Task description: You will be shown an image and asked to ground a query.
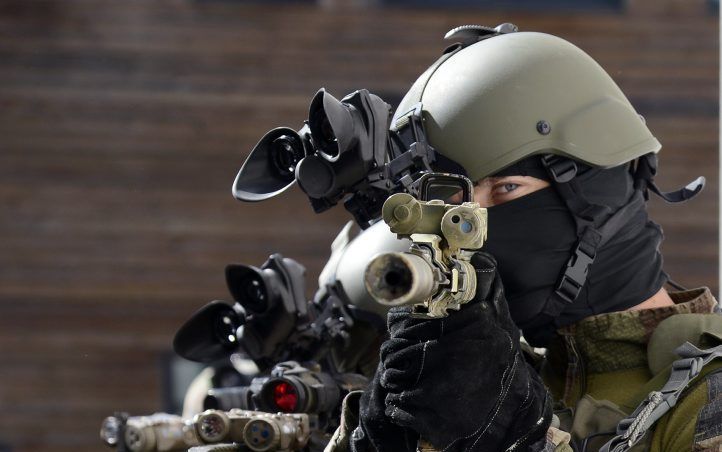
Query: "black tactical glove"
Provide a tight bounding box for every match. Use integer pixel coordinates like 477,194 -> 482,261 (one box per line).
379,252 -> 552,451
350,360 -> 419,452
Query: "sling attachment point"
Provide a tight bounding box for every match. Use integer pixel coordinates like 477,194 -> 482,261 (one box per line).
600,343 -> 722,452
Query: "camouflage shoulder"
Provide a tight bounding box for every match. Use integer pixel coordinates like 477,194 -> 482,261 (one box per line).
324,391 -> 363,452
650,366 -> 722,452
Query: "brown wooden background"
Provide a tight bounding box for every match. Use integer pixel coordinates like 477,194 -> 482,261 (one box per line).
0,1 -> 717,451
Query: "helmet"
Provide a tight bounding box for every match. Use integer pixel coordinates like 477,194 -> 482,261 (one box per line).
392,28 -> 660,181
315,221 -> 411,375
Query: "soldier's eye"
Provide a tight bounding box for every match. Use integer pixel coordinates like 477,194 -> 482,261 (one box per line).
502,183 -> 519,193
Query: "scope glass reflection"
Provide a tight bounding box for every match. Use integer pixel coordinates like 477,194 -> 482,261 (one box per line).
270,135 -> 303,178
418,174 -> 474,204
430,184 -> 468,205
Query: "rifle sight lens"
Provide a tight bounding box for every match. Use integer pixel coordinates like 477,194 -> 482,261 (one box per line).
100,416 -> 120,446
272,381 -> 298,412
197,411 -> 229,443
123,425 -> 148,452
243,419 -> 278,451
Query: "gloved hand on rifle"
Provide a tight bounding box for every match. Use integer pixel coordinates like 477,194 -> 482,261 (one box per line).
352,252 -> 552,452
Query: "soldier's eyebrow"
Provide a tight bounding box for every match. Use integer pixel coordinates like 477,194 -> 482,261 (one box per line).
476,177 -> 500,186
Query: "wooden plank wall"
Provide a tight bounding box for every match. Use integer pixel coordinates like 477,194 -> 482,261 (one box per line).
0,1 -> 717,450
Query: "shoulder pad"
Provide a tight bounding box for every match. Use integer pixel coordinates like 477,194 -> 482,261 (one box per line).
648,313 -> 722,375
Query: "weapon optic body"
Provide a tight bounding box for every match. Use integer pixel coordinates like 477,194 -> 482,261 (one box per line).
203,360 -> 367,440
100,412 -> 199,452
233,89 -> 439,228
364,174 -> 488,318
193,409 -> 310,452
101,409 -> 310,452
204,361 -> 350,416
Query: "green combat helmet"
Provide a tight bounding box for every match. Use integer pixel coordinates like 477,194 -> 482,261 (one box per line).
392,24 -> 704,327
393,24 -> 660,180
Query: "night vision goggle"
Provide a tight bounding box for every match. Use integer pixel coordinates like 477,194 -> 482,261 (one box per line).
232,90 -> 449,228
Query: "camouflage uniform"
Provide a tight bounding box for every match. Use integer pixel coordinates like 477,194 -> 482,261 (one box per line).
544,287 -> 722,451
325,288 -> 722,451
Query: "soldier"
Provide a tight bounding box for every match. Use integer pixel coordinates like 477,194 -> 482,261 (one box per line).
324,26 -> 722,452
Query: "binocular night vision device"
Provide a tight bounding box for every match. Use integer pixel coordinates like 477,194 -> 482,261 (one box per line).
173,254 -> 309,369
233,88 -> 439,228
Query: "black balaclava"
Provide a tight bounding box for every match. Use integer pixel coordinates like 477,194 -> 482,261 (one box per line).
481,156 -> 667,347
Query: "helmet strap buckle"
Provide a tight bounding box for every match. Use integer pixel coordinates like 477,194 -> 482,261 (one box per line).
547,229 -> 600,310
541,154 -> 578,183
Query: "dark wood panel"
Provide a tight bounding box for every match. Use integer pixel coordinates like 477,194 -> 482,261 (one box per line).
0,1 -> 717,451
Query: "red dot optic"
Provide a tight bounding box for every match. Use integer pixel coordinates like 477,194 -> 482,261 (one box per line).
272,381 -> 298,412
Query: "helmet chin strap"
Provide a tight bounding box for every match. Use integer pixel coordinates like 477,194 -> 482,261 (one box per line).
539,153 -> 704,319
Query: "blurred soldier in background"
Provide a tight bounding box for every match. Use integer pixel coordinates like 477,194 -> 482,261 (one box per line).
324,26 -> 722,452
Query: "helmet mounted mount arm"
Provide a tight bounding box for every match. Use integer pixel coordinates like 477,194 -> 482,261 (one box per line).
340,103 -> 441,227
382,103 -> 439,196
